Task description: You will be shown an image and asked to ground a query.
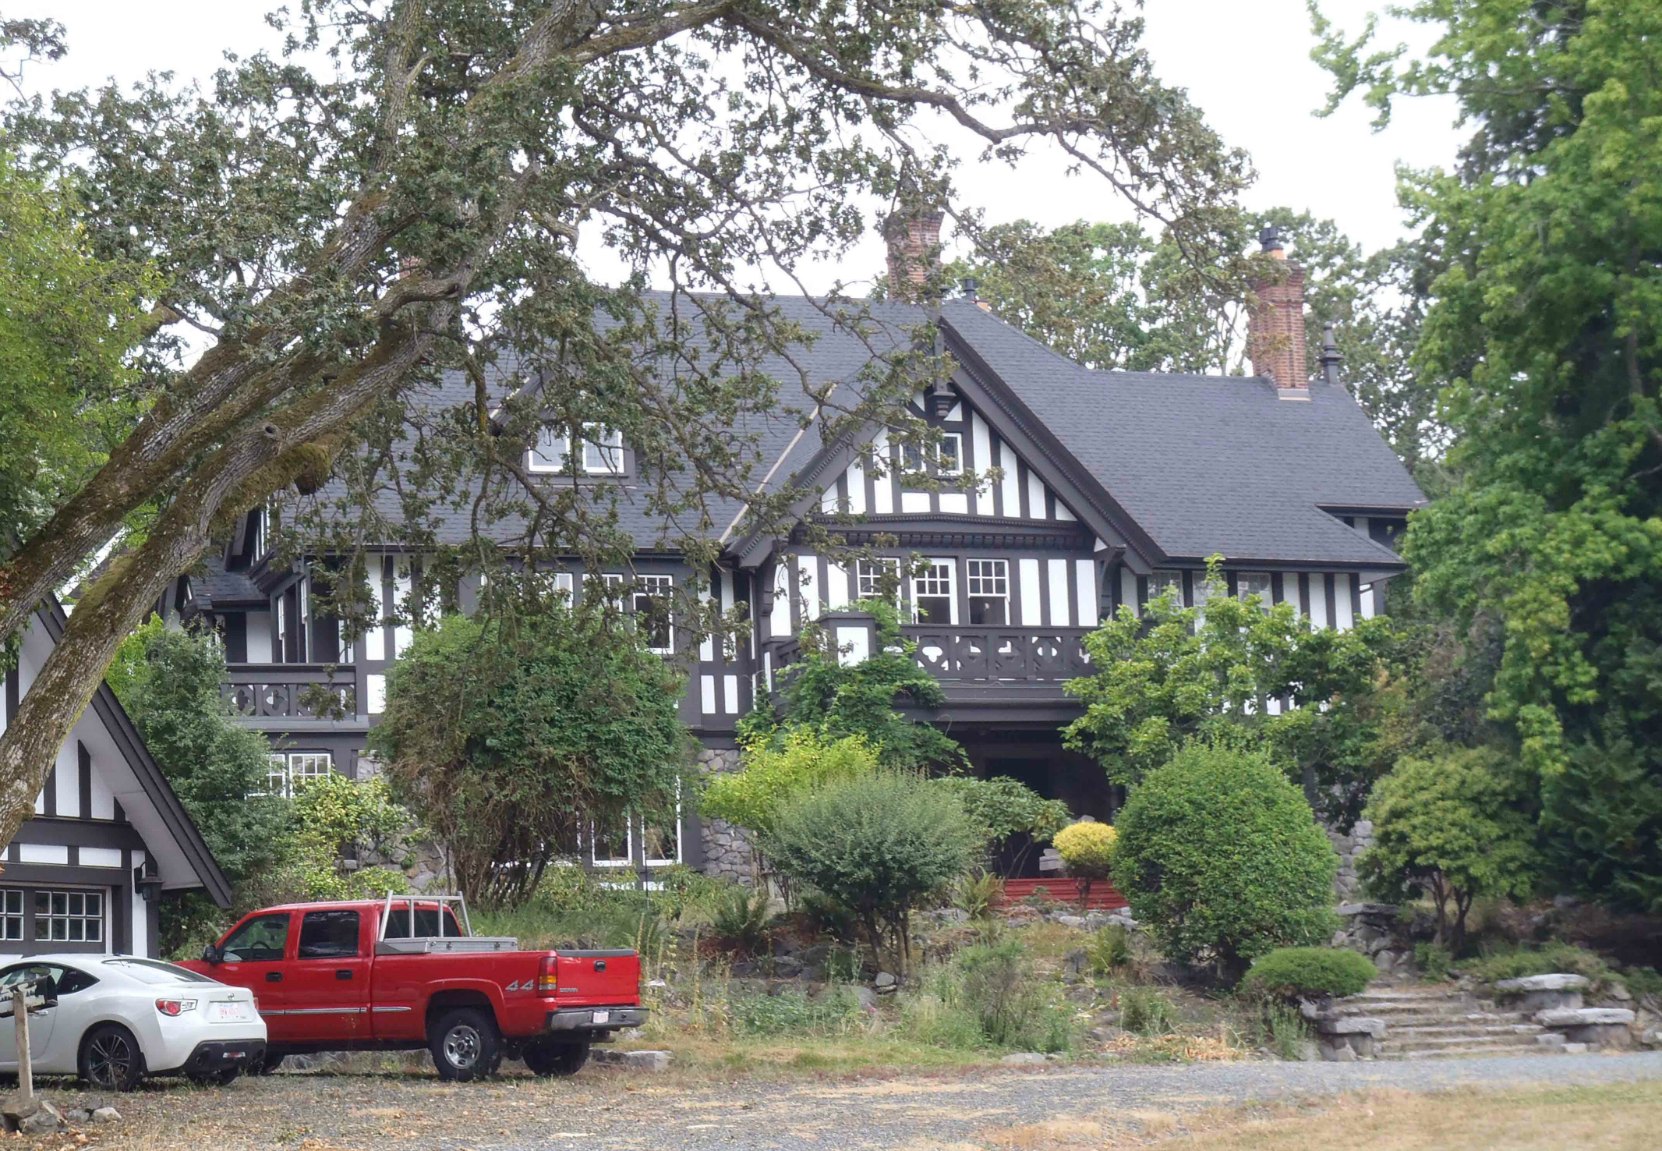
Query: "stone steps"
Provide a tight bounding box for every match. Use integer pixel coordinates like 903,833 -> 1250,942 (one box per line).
1321,981 -> 1555,1061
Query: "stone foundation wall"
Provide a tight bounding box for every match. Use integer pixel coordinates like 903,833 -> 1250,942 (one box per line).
1328,818 -> 1374,902
695,745 -> 755,884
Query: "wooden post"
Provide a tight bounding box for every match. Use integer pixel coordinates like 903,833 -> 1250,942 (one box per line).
13,983 -> 33,1106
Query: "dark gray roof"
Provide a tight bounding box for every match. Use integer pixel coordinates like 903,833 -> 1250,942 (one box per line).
939,300 -> 1423,568
194,567 -> 264,608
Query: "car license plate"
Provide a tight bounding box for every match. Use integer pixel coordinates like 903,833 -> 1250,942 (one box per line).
211,1001 -> 253,1022
592,1010 -> 610,1025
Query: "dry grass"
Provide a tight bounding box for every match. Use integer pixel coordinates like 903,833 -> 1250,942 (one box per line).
969,1081 -> 1662,1151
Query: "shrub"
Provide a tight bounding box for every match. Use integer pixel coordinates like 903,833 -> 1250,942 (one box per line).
931,776 -> 1070,873
1238,948 -> 1376,1001
1087,923 -> 1133,977
711,886 -> 772,955
951,871 -> 1005,921
1112,742 -> 1338,981
1255,1001 -> 1311,1061
1117,986 -> 1179,1037
1360,746 -> 1539,953
701,728 -> 879,844
765,771 -> 981,973
729,987 -> 863,1037
956,939 -> 1077,1052
1054,820 -> 1117,908
1463,942 -> 1615,991
1415,942 -> 1454,982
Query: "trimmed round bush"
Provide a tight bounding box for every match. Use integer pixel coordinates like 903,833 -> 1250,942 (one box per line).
1111,742 -> 1339,981
1239,947 -> 1377,1001
1054,820 -> 1118,878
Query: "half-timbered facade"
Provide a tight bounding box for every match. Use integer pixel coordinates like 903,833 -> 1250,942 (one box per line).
179,240 -> 1424,879
0,603 -> 232,958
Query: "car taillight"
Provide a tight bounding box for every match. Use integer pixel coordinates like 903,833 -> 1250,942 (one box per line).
155,998 -> 198,1017
538,955 -> 558,994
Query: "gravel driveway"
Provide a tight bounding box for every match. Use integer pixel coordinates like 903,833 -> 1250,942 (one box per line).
102,1051 -> 1662,1150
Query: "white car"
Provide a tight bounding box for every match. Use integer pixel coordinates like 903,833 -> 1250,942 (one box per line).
0,955 -> 266,1091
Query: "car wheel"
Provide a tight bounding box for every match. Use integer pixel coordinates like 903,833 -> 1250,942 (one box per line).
523,1039 -> 590,1077
79,1024 -> 145,1092
428,1007 -> 499,1082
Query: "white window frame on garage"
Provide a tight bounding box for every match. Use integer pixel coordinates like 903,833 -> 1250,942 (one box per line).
0,889 -> 22,942
32,888 -> 105,946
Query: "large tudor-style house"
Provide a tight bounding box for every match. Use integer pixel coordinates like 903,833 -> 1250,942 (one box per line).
0,602 -> 232,959
177,229 -> 1425,881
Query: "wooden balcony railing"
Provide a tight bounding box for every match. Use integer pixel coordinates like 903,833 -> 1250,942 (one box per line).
902,626 -> 1092,683
223,664 -> 356,720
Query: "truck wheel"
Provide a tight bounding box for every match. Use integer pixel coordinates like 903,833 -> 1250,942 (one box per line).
79,1023 -> 146,1092
429,1007 -> 500,1082
523,1039 -> 590,1077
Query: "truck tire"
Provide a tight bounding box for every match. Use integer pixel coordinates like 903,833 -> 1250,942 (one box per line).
429,1007 -> 500,1082
523,1039 -> 590,1077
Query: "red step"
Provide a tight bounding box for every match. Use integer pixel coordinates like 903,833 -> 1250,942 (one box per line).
994,876 -> 1129,912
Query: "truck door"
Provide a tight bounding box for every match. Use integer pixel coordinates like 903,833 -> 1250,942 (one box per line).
215,911 -> 298,1041
289,909 -> 371,1045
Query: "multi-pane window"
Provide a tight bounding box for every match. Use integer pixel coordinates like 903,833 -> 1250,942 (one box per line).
267,752 -> 334,798
855,558 -> 901,605
33,890 -> 103,944
633,575 -> 675,653
590,802 -> 684,868
0,890 -> 22,942
580,424 -> 625,474
527,424 -> 571,472
911,559 -> 956,625
966,559 -> 1009,625
1149,570 -> 1184,609
898,433 -> 963,477
1237,571 -> 1273,607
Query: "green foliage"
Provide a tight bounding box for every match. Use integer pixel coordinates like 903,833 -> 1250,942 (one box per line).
1463,943 -> 1616,993
1415,942 -> 1455,982
905,941 -> 1078,1052
711,886 -> 772,956
1360,747 -> 1539,952
270,774 -> 411,901
1255,1001 -> 1313,1061
729,987 -> 864,1037
1053,821 -> 1118,879
739,600 -> 966,772
702,728 -> 879,842
1112,742 -> 1339,981
109,618 -> 288,885
1238,948 -> 1376,1001
949,871 -> 1004,922
1087,924 -> 1134,977
1064,562 -> 1400,825
371,594 -> 688,907
932,775 -> 1069,871
764,771 -> 981,973
1316,1 -> 1662,914
1117,986 -> 1179,1038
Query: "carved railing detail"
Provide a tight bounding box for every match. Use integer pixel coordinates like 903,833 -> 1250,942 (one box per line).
223,664 -> 356,719
902,627 -> 1092,683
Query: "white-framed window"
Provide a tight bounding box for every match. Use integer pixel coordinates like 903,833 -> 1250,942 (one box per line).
899,432 -> 963,477
911,559 -> 956,625
1237,571 -> 1273,607
632,574 -> 674,654
589,803 -> 684,869
33,889 -> 103,944
855,558 -> 902,605
580,424 -> 625,475
527,424 -> 571,472
966,559 -> 1009,625
1149,570 -> 1184,609
266,752 -> 334,798
0,890 -> 22,942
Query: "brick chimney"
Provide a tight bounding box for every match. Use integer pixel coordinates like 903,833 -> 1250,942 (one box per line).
884,207 -> 944,302
1248,226 -> 1309,398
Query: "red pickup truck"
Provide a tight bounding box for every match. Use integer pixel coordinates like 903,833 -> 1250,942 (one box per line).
184,895 -> 645,1080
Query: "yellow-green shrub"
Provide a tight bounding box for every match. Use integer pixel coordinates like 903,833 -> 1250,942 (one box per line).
1054,820 -> 1117,879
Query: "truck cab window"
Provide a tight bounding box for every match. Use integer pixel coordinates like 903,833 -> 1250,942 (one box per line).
298,910 -> 361,959
221,913 -> 291,962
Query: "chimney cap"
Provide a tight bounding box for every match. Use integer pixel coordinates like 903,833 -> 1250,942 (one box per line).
1258,225 -> 1287,255
1319,322 -> 1344,386
959,276 -> 979,300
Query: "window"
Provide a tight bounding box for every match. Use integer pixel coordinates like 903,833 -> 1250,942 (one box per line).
1149,570 -> 1184,609
1237,571 -> 1273,606
220,913 -> 290,962
298,910 -> 361,959
266,752 -> 334,798
589,804 -> 684,868
898,432 -> 962,477
527,424 -> 571,472
0,963 -> 97,998
33,890 -> 103,945
104,959 -> 212,984
855,558 -> 901,605
911,559 -> 956,625
633,574 -> 674,653
381,907 -> 464,940
580,424 -> 625,474
966,559 -> 1009,625
0,890 -> 20,942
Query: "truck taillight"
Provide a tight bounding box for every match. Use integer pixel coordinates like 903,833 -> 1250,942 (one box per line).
538,955 -> 558,994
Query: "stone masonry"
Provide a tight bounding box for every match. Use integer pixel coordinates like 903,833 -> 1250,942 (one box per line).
696,746 -> 755,884
1328,819 -> 1374,902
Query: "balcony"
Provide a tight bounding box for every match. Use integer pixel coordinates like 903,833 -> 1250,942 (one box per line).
223,664 -> 357,721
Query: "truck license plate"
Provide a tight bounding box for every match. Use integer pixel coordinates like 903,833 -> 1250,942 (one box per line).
592,1010 -> 610,1024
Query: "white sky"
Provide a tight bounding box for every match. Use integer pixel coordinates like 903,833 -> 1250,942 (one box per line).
9,1 -> 1462,291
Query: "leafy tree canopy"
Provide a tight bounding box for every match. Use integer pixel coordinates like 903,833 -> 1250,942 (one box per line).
701,727 -> 878,844
370,588 -> 688,906
1316,0 -> 1662,911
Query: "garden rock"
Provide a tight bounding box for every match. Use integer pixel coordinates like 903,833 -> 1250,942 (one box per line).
1054,914 -> 1088,929
1535,1007 -> 1636,1049
90,1106 -> 121,1124
999,1052 -> 1048,1065
592,1049 -> 671,1072
1495,973 -> 1588,1012
4,1100 -> 66,1136
1317,1016 -> 1385,1038
874,972 -> 898,994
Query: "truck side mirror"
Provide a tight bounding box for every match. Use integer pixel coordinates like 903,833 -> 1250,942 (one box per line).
201,944 -> 222,965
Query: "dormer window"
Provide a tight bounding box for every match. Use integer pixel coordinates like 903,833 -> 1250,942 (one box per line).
527,423 -> 627,475
899,432 -> 963,477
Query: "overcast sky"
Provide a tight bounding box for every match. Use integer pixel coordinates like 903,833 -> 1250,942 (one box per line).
8,1 -> 1462,292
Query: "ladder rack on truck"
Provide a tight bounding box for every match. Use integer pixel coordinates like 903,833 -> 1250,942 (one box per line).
372,892 -> 521,955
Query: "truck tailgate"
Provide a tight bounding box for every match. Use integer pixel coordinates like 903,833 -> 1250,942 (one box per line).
553,949 -> 641,1004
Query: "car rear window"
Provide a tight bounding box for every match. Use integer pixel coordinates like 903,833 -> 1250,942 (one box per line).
380,908 -> 463,938
105,958 -> 217,984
